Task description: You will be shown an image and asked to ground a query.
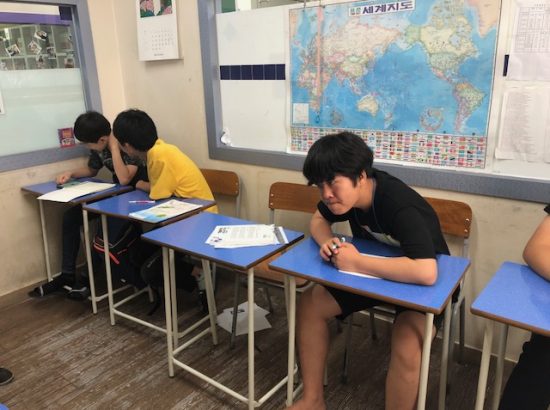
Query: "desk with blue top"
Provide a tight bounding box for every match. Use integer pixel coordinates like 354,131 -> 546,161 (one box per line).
21,179 -> 132,312
141,212 -> 304,410
471,261 -> 550,410
82,190 -> 216,328
269,236 -> 470,410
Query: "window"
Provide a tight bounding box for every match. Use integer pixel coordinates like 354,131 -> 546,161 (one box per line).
0,0 -> 100,172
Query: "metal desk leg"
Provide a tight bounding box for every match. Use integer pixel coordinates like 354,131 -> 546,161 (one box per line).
286,275 -> 297,407
101,215 -> 115,325
417,312 -> 434,410
38,200 -> 53,282
202,259 -> 218,345
491,324 -> 509,410
475,322 -> 494,410
169,250 -> 178,348
162,247 -> 175,377
247,267 -> 255,410
82,208 -> 98,314
438,302 -> 452,410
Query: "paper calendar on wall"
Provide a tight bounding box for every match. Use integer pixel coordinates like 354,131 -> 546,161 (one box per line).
136,0 -> 179,61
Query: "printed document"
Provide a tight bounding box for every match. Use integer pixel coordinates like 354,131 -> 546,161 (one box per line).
206,224 -> 288,248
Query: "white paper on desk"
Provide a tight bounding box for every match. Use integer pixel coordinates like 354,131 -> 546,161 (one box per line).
37,181 -> 115,202
129,199 -> 201,223
206,224 -> 284,248
338,253 -> 386,279
217,301 -> 271,336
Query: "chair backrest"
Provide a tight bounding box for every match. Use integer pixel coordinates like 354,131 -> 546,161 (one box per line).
424,196 -> 472,257
201,168 -> 241,217
268,181 -> 320,224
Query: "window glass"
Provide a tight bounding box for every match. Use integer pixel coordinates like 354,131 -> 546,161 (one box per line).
0,1 -> 92,164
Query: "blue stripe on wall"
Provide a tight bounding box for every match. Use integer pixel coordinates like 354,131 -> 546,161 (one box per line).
220,64 -> 285,80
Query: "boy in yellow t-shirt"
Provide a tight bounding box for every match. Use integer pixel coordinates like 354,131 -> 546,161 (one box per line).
112,108 -> 217,308
111,108 -> 216,211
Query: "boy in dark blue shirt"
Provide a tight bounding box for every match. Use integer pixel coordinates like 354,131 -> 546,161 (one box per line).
29,111 -> 147,300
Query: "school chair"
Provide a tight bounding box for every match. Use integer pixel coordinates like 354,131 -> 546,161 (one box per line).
341,196 -> 472,392
229,181 -> 320,347
200,168 -> 241,217
200,168 -> 241,305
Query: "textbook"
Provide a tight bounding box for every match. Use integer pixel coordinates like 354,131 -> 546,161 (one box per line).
38,181 -> 115,203
129,199 -> 202,223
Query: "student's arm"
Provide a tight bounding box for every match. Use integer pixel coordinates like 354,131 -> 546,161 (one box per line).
310,210 -> 340,259
109,135 -> 138,185
55,166 -> 97,184
148,160 -> 177,200
317,208 -> 438,286
136,180 -> 150,192
523,215 -> 550,281
331,244 -> 437,285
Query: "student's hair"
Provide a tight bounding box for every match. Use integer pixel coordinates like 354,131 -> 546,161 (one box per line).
302,132 -> 374,186
113,109 -> 158,151
73,111 -> 111,143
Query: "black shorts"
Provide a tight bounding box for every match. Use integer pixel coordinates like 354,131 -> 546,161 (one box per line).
499,334 -> 550,410
326,285 -> 449,329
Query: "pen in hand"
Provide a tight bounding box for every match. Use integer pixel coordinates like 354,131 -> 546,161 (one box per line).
329,236 -> 346,258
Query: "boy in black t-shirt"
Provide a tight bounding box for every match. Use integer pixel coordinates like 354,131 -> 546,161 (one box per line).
287,132 -> 448,410
29,111 -> 147,300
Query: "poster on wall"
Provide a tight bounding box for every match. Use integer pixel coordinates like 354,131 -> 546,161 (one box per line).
136,0 -> 180,61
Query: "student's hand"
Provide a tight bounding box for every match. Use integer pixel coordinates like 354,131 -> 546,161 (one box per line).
108,134 -> 120,151
56,171 -> 72,185
136,180 -> 150,192
319,237 -> 345,261
330,242 -> 360,271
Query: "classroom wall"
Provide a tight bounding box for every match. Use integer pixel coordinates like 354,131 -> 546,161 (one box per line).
1,0 -> 543,362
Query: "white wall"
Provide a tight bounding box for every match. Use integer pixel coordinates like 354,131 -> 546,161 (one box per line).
0,0 -> 543,362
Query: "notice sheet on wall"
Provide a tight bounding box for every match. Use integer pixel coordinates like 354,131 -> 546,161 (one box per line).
507,1 -> 550,81
495,86 -> 550,162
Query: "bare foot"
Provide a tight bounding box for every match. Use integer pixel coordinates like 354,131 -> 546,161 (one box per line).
285,398 -> 326,410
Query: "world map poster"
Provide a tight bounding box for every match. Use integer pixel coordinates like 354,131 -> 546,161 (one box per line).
289,0 -> 500,168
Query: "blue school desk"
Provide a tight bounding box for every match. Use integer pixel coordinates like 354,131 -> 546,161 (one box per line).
21,179 -> 132,313
471,262 -> 550,410
82,190 -> 216,329
268,237 -> 470,410
141,212 -> 304,410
